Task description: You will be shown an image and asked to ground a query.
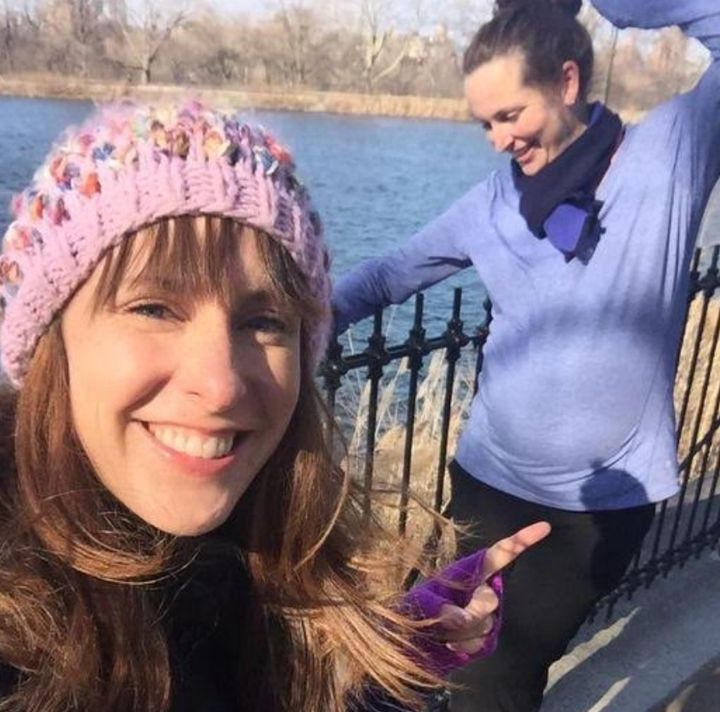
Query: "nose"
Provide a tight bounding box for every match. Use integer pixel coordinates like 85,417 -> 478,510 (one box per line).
180,311 -> 246,413
489,124 -> 513,153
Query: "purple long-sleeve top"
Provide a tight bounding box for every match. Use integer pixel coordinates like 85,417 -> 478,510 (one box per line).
333,0 -> 720,511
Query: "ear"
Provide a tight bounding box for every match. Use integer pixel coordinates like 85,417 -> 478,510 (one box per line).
560,60 -> 581,106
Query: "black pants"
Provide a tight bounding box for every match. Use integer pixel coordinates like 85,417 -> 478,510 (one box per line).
448,462 -> 655,712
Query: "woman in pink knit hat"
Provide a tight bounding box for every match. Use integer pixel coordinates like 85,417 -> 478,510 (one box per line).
0,101 -> 548,712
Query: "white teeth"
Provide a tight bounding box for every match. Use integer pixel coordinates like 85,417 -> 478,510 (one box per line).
201,438 -> 217,459
147,425 -> 235,459
185,435 -> 204,458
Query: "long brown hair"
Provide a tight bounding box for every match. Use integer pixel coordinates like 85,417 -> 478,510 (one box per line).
0,216 -> 440,711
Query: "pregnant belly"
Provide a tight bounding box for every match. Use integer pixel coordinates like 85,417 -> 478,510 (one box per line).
479,339 -> 663,470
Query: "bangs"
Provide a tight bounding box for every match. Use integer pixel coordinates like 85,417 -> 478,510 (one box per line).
92,216 -> 321,324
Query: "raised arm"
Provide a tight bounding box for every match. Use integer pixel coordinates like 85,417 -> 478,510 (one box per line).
592,0 -> 720,207
591,0 -> 720,59
331,181 -> 492,333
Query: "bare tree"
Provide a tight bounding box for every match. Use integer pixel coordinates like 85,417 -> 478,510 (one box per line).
409,24 -> 463,97
22,0 -> 84,74
602,30 -> 646,108
0,0 -> 17,72
35,0 -> 106,76
647,27 -> 692,94
69,0 -> 104,76
601,26 -> 619,103
274,0 -> 314,85
357,0 -> 426,93
107,0 -> 189,84
359,0 -> 390,91
167,9 -> 256,86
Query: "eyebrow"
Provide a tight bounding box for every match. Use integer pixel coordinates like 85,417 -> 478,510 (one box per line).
123,277 -> 282,306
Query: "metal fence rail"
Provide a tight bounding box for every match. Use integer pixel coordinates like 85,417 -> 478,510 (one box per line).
319,244 -> 720,626
321,290 -> 491,528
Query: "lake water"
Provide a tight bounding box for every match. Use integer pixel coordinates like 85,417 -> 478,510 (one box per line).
0,96 -> 509,340
1,96 -> 718,345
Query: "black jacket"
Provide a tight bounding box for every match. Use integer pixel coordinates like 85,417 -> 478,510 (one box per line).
0,556 -> 411,712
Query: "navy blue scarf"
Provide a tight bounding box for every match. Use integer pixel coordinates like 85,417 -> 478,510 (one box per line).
511,103 -> 623,263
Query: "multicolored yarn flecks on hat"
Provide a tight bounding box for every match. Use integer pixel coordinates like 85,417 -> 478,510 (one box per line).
0,101 -> 332,387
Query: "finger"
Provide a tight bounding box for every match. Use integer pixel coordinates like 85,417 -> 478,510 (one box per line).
481,521 -> 551,579
437,603 -> 473,632
445,608 -> 496,653
446,633 -> 491,655
455,585 -> 498,641
438,594 -> 496,642
464,583 -> 499,621
443,613 -> 495,643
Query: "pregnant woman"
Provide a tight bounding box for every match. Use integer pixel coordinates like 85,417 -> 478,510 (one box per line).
333,0 -> 720,709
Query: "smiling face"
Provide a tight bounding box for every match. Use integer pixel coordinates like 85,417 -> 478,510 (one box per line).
464,51 -> 586,176
61,218 -> 303,536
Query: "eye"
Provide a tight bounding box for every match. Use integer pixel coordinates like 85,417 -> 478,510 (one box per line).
127,301 -> 176,320
252,316 -> 285,332
239,313 -> 292,334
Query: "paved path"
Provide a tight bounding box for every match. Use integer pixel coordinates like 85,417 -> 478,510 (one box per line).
650,655 -> 720,712
541,549 -> 720,712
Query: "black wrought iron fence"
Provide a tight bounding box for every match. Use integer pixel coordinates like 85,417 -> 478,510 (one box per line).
594,244 -> 720,617
319,244 -> 720,707
320,289 -> 491,531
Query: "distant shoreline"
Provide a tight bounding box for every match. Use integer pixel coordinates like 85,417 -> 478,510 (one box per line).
0,74 -> 472,122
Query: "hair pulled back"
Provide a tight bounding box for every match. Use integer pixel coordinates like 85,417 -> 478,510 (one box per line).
463,0 -> 594,101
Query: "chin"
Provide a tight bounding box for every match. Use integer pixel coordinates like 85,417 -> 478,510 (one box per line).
520,160 -> 543,176
141,506 -> 234,537
166,521 -> 227,537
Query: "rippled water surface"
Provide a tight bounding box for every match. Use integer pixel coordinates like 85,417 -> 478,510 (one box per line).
0,96 -> 509,336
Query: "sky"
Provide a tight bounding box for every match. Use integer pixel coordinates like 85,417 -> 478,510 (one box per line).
187,0 -> 495,41
204,0 -> 489,21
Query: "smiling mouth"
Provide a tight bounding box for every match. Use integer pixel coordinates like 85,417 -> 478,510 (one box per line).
143,423 -> 243,460
514,146 -> 533,162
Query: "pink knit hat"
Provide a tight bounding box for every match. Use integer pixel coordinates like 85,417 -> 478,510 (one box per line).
0,101 -> 332,387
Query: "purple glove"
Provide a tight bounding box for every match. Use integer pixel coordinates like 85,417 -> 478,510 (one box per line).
402,549 -> 503,676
